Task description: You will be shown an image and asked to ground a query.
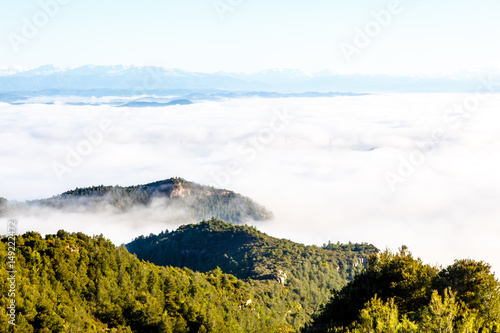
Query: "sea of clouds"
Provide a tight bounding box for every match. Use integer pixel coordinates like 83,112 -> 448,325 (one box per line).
1,93 -> 499,273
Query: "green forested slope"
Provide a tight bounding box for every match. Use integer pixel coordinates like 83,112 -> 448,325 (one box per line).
1,227 -> 498,333
127,219 -> 378,327
0,230 -> 310,332
127,219 -> 377,281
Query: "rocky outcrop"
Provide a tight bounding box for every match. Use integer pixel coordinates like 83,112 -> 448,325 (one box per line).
275,270 -> 287,285
168,183 -> 192,198
353,257 -> 366,268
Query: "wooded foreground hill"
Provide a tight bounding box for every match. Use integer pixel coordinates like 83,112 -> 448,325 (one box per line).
0,220 -> 375,332
1,221 -> 498,332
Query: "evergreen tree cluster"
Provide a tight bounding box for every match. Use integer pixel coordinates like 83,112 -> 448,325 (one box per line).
303,247 -> 500,332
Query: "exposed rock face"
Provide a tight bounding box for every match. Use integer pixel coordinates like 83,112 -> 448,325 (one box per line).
353,257 -> 366,268
276,270 -> 287,285
165,181 -> 227,198
168,183 -> 192,198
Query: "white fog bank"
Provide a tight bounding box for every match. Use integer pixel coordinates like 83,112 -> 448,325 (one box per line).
1,93 -> 499,273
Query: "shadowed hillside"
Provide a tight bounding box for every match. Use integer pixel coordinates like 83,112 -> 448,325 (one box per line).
2,178 -> 273,224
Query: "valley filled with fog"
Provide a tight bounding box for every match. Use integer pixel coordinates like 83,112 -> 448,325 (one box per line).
1,93 -> 499,273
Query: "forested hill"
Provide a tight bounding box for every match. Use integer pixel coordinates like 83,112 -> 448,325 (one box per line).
127,219 -> 378,326
127,219 -> 377,281
0,226 -> 375,332
21,177 -> 273,223
2,227 -> 497,332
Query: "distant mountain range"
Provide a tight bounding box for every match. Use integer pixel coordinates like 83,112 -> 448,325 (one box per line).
0,65 -> 497,99
1,177 -> 273,224
119,98 -> 194,108
0,89 -> 365,106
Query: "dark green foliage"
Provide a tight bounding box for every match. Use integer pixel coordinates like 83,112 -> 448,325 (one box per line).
303,247 -> 500,333
127,219 -> 377,281
434,259 -> 500,322
31,177 -> 273,223
127,219 -> 378,328
304,247 -> 438,331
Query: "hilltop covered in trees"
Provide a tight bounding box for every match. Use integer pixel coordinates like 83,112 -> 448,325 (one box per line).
126,219 -> 377,281
127,219 -> 378,326
2,178 -> 273,224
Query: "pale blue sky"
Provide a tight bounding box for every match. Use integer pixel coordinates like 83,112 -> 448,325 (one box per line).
1,0 -> 499,75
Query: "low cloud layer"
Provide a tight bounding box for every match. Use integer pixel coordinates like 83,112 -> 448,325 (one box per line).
1,93 -> 499,274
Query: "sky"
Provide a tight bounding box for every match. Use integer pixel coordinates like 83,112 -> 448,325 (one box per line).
1,0 -> 499,75
1,94 -> 499,274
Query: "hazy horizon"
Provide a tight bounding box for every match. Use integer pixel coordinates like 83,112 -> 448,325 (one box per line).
2,0 -> 499,75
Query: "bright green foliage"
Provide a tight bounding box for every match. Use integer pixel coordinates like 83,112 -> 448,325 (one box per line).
0,230 -> 301,332
2,223 -> 497,333
304,248 -> 500,333
421,288 -> 459,332
356,297 -> 400,333
0,224 -> 375,332
346,297 -> 418,333
127,219 -> 378,329
28,177 -> 273,223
